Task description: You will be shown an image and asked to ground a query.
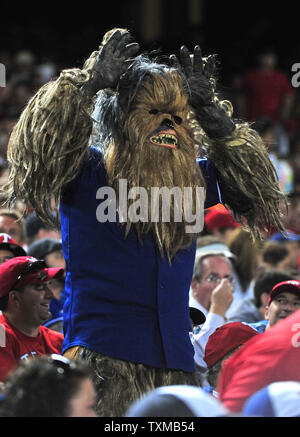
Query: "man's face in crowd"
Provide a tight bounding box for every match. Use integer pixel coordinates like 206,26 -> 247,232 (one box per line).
265,291 -> 300,327
192,256 -> 233,311
0,215 -> 23,245
15,281 -> 55,326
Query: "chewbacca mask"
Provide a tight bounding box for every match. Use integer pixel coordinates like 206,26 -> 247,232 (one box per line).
93,57 -> 205,259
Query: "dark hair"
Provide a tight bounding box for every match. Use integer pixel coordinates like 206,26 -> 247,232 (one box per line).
207,349 -> 238,390
253,269 -> 293,308
0,355 -> 93,417
24,212 -> 58,244
262,242 -> 289,266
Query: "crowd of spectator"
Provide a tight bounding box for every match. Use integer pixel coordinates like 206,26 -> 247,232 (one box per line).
0,44 -> 299,418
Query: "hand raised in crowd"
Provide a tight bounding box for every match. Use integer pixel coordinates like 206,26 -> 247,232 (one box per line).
209,278 -> 234,318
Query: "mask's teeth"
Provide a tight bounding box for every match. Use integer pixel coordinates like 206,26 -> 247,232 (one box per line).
150,132 -> 178,147
161,134 -> 178,145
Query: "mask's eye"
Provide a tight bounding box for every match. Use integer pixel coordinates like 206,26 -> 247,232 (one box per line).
149,109 -> 159,115
174,115 -> 182,125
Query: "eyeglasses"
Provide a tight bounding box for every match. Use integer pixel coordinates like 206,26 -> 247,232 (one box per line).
205,273 -> 234,284
12,260 -> 47,290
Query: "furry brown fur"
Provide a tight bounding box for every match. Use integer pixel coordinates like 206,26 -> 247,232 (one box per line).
104,69 -> 205,259
4,69 -> 93,224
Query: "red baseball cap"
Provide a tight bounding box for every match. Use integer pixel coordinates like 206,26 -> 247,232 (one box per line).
0,256 -> 64,298
204,322 -> 259,369
0,233 -> 26,257
205,208 -> 240,231
267,280 -> 300,306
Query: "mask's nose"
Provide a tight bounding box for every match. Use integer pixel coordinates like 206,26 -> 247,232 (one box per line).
160,118 -> 174,130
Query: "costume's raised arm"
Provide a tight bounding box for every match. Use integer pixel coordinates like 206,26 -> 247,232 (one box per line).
170,46 -> 287,239
4,29 -> 139,224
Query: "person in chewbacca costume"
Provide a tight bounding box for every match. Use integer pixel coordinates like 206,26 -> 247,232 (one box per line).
3,28 -> 287,416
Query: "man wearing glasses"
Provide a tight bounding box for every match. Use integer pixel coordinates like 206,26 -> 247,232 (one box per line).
190,252 -> 235,320
190,252 -> 235,382
0,256 -> 65,382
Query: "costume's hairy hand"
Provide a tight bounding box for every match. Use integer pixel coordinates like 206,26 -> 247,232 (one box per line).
170,45 -> 216,105
170,45 -> 235,138
81,30 -> 139,98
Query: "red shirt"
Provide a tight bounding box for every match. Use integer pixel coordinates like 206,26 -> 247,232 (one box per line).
218,309 -> 300,412
242,69 -> 293,122
0,313 -> 64,381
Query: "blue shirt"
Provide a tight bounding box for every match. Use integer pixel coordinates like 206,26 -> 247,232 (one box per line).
243,320 -> 268,334
60,147 -> 221,372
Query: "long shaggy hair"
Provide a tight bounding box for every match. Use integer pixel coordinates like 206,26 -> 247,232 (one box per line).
3,68 -> 93,222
